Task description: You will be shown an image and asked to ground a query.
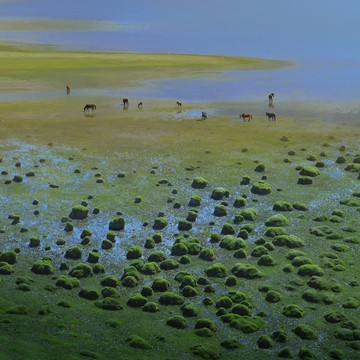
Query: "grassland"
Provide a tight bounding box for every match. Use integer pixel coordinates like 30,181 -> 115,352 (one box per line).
0,43 -> 360,360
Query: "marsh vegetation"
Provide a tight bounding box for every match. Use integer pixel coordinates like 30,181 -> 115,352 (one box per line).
0,44 -> 360,360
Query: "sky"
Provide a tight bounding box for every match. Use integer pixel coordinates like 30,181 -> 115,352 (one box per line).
0,0 -> 359,60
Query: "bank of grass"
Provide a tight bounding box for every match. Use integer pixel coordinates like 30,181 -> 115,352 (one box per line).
0,41 -> 290,91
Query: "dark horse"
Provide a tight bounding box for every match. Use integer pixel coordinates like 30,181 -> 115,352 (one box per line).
138,102 -> 143,109
84,104 -> 96,111
123,98 -> 129,107
201,111 -> 207,120
266,112 -> 276,121
176,101 -> 182,107
240,113 -> 252,122
268,93 -> 275,104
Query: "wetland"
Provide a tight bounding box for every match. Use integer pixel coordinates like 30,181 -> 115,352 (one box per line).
0,43 -> 360,360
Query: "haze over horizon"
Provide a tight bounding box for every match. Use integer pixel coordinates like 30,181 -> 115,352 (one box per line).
0,0 -> 359,61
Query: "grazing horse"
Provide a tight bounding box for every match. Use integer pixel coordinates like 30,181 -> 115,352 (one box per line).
268,93 -> 275,103
66,84 -> 71,94
266,112 -> 276,121
138,102 -> 143,109
176,101 -> 182,107
201,111 -> 207,120
84,104 -> 96,111
240,113 -> 252,122
123,98 -> 129,107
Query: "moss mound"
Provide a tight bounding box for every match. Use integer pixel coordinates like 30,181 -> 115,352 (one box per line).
64,246 -> 82,260
31,260 -> 54,275
265,214 -> 290,227
324,311 -> 346,323
126,293 -> 148,307
0,251 -> 17,264
178,219 -> 193,231
298,176 -> 313,185
277,348 -> 294,358
69,205 -> 89,220
272,328 -> 289,343
292,324 -> 318,340
251,245 -> 269,257
220,223 -> 236,235
68,263 -> 93,278
211,187 -> 229,200
231,304 -> 252,316
298,264 -> 324,277
220,235 -> 246,250
159,291 -> 184,305
216,296 -> 233,309
190,343 -> 221,360
153,216 -> 168,230
251,180 -> 272,195
140,262 -> 160,275
148,251 -> 166,262
181,303 -> 200,317
87,252 -> 100,263
299,166 -> 321,177
273,201 -> 294,211
264,227 -> 287,237
125,334 -> 151,349
221,314 -> 265,333
121,266 -> 141,281
95,297 -> 123,311
152,277 -> 170,292
29,236 -> 41,247
265,290 -> 281,303
167,315 -> 188,329
220,338 -> 243,349
298,348 -> 316,359
199,248 -> 215,261
56,275 -> 80,290
126,246 -> 143,260
101,275 -> 120,287
189,196 -> 202,206
205,263 -> 228,278
234,197 -> 247,208
142,301 -> 159,313
213,204 -> 227,217
282,304 -> 304,318
257,335 -> 274,349
192,176 -> 209,189
231,263 -> 264,279
78,288 -> 100,300
160,259 -> 179,270
237,208 -> 258,221
108,216 -> 125,231
195,318 -> 218,332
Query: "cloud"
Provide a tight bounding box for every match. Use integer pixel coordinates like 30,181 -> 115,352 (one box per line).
0,17 -> 141,31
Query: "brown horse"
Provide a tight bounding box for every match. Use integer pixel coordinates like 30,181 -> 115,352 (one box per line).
240,113 -> 252,122
176,101 -> 182,107
266,112 -> 276,121
66,84 -> 71,94
268,93 -> 274,103
201,111 -> 207,120
123,98 -> 129,107
84,104 -> 96,111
